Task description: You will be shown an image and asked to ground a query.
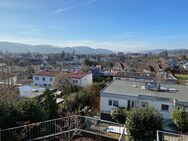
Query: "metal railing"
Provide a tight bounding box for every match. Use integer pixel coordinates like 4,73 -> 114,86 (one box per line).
157,130 -> 188,141
118,125 -> 126,141
0,115 -> 126,141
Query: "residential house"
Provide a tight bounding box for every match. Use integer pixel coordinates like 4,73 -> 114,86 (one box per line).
100,62 -> 113,75
29,59 -> 43,73
0,71 -> 17,85
33,70 -> 61,87
113,71 -> 177,84
12,60 -> 30,73
100,80 -> 188,120
63,71 -> 92,87
33,70 -> 92,87
183,62 -> 188,71
0,63 -> 6,71
113,72 -> 156,82
111,62 -> 126,75
44,63 -> 61,71
61,65 -> 80,72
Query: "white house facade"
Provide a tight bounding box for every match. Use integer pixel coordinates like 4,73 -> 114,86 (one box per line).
33,70 -> 92,87
64,72 -> 93,87
100,80 -> 188,120
33,70 -> 60,87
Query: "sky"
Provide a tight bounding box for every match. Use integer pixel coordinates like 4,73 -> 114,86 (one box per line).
0,0 -> 188,52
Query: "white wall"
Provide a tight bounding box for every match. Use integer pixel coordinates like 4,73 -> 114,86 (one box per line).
33,73 -> 92,88
72,78 -> 81,86
100,96 -> 128,112
33,75 -> 55,87
11,76 -> 17,85
100,94 -> 174,119
139,99 -> 173,119
80,73 -> 92,87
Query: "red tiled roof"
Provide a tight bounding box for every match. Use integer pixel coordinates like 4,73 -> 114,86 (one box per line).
34,70 -> 89,79
34,70 -> 62,77
0,71 -> 16,79
63,72 -> 89,79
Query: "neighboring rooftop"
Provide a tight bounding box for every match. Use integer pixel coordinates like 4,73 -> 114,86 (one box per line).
114,72 -> 156,80
0,71 -> 16,79
63,72 -> 89,79
34,70 -> 90,79
34,70 -> 62,77
101,80 -> 188,103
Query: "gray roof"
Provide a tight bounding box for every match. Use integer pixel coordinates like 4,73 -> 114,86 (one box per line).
101,80 -> 188,103
114,72 -> 156,80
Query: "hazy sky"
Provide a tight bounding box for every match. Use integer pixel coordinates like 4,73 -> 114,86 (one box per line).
0,0 -> 188,51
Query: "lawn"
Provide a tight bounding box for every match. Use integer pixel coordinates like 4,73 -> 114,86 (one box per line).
175,74 -> 188,79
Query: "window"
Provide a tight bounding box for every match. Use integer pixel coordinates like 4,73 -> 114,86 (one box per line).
141,102 -> 149,107
161,104 -> 169,111
50,77 -> 53,82
132,101 -> 135,108
42,77 -> 46,81
127,100 -> 131,109
35,77 -> 39,80
113,101 -> 119,107
109,100 -> 119,107
73,80 -> 78,84
109,100 -> 112,106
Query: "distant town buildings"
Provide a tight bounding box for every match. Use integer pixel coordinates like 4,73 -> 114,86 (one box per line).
0,71 -> 17,85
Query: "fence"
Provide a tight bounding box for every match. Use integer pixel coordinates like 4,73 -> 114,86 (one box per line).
0,115 -> 126,141
157,130 -> 188,141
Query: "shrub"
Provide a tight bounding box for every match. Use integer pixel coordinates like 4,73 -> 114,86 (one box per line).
172,109 -> 188,133
126,107 -> 163,141
111,107 -> 127,124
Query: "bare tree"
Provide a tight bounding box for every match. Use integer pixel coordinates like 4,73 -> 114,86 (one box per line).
0,51 -> 19,101
53,74 -> 73,95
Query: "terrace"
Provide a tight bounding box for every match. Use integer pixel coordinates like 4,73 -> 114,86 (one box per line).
0,115 -> 126,141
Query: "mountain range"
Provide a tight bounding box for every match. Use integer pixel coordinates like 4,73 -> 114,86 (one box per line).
0,42 -> 114,54
0,41 -> 187,55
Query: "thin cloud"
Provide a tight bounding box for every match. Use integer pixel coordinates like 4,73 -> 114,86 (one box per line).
18,31 -> 45,37
54,0 -> 97,14
0,1 -> 42,9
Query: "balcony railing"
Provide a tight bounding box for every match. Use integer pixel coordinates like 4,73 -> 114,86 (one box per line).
0,115 -> 126,141
157,130 -> 188,141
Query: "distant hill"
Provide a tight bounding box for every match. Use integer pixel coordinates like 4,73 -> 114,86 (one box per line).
0,41 -> 114,54
139,49 -> 166,54
168,49 -> 188,55
61,46 -> 114,54
139,49 -> 188,55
